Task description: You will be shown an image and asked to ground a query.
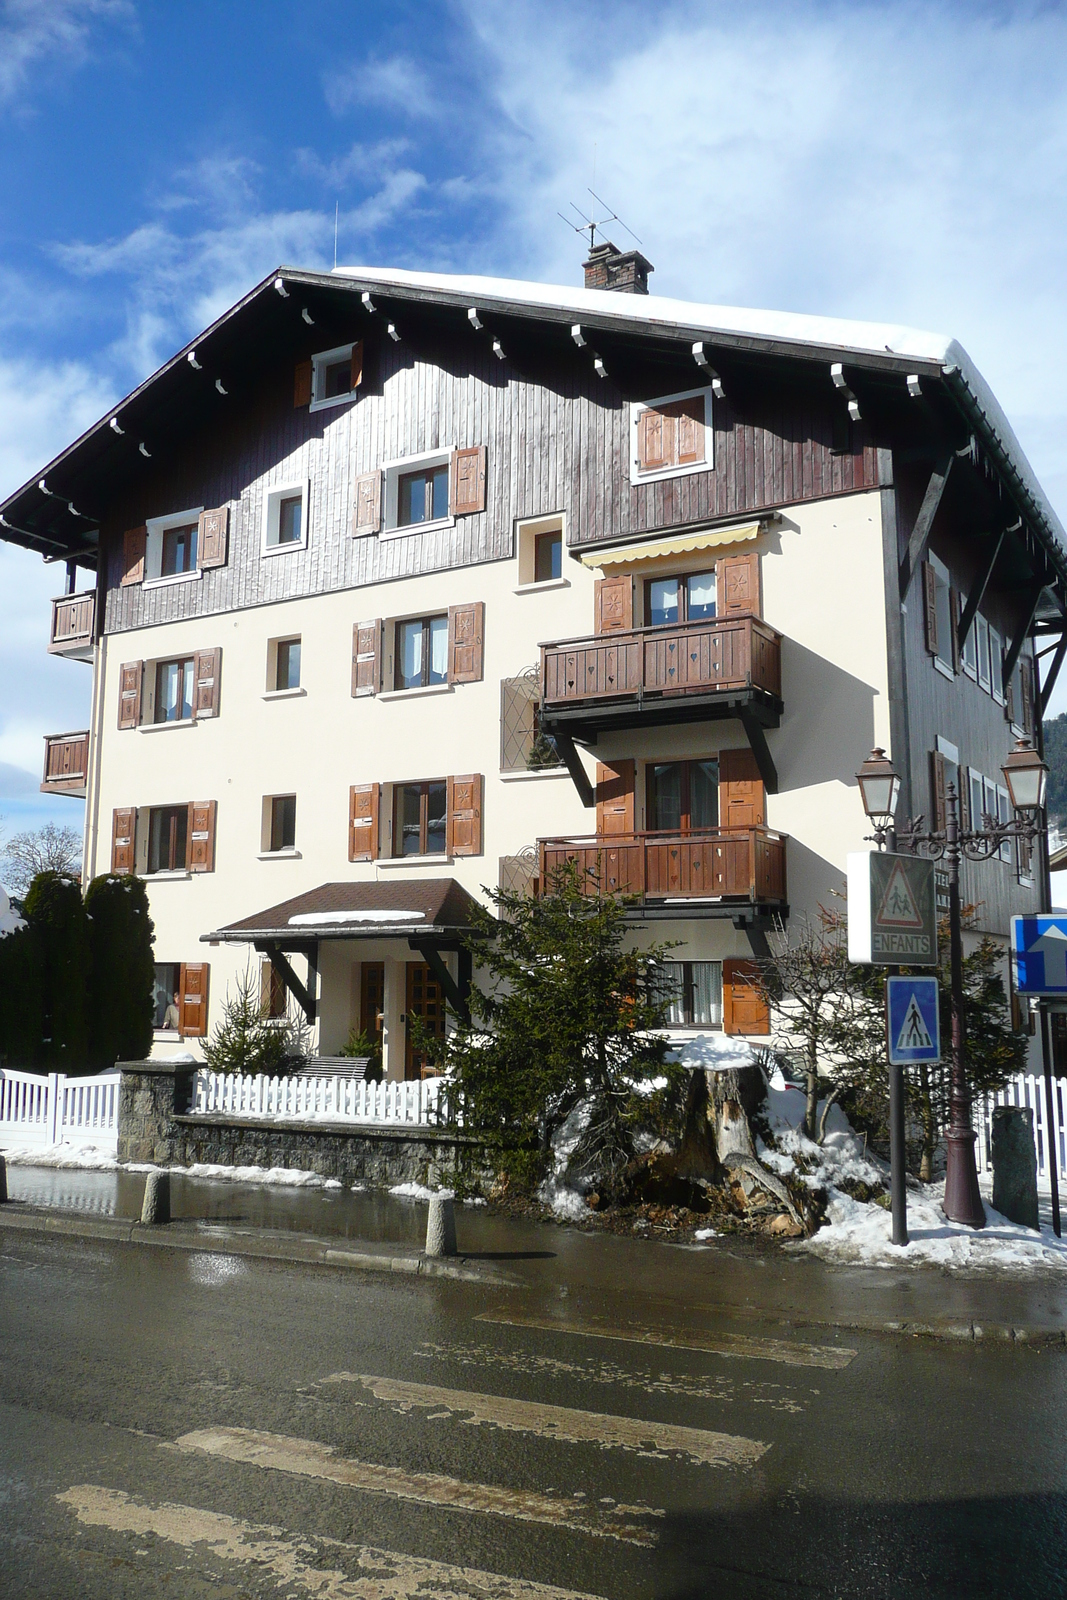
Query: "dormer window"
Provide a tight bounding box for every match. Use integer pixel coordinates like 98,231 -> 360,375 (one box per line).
631,386 -> 713,485
309,342 -> 363,412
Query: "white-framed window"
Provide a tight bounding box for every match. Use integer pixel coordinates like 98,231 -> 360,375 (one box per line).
261,794 -> 297,854
309,343 -> 361,412
968,768 -> 984,831
630,386 -> 713,485
975,614 -> 991,692
262,480 -> 309,556
145,506 -> 203,584
659,960 -> 723,1028
960,617 -> 977,679
383,448 -> 453,536
989,627 -> 1005,703
266,637 -> 302,692
928,553 -> 954,676
516,514 -> 567,589
997,785 -> 1013,865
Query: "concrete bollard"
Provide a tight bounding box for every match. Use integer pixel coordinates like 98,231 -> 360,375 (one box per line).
425,1192 -> 457,1257
140,1170 -> 171,1226
992,1106 -> 1039,1231
0,1153 -> 7,1204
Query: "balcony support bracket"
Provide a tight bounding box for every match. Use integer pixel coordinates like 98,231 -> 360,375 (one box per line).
739,707 -> 778,794
552,727 -> 595,808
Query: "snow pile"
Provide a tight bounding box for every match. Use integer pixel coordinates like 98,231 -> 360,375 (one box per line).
172,1163 -> 342,1188
1,1143 -> 119,1169
537,1097 -> 594,1218
666,1032 -> 755,1069
389,1181 -> 454,1200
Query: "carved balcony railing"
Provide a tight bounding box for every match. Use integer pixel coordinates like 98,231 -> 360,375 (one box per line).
538,826 -> 787,910
49,592 -> 96,658
41,730 -> 90,796
540,615 -> 782,736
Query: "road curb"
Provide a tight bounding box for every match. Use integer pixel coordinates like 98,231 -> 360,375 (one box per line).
0,1205 -> 518,1287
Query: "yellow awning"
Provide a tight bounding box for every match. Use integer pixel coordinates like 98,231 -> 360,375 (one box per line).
579,522 -> 761,571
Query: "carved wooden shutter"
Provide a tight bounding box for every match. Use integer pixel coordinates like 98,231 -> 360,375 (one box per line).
349,783 -> 380,861
719,748 -> 765,828
121,526 -> 146,587
352,471 -> 381,536
1020,656 -> 1035,736
594,574 -> 633,634
673,395 -> 706,465
192,648 -> 221,718
118,661 -> 143,729
922,563 -> 939,656
637,406 -> 671,472
350,340 -> 364,391
294,360 -> 312,407
949,589 -> 962,674
111,807 -> 136,875
715,550 -> 761,618
722,959 -> 770,1035
178,962 -> 209,1037
448,601 -> 484,683
450,446 -> 486,515
930,751 -> 948,831
596,759 -> 635,836
447,774 -> 483,856
352,619 -> 382,696
198,506 -> 229,569
188,801 -> 216,872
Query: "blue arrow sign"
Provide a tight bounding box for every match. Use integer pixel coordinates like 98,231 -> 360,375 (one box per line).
886,976 -> 941,1065
1012,915 -> 1067,994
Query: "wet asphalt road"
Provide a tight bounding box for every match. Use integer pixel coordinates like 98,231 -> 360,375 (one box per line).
1,1228 -> 1066,1600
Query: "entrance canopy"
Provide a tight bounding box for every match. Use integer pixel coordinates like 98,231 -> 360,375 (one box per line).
203,879 -> 484,1022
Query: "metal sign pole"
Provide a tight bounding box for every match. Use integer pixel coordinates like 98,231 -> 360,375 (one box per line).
884,972 -> 909,1246
1038,1002 -> 1062,1238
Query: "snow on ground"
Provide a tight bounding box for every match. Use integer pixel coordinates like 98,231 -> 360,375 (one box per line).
389,1181 -> 453,1200
0,1144 -> 343,1188
2,1143 -> 120,1170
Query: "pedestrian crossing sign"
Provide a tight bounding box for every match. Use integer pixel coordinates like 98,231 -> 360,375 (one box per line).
886,976 -> 941,1065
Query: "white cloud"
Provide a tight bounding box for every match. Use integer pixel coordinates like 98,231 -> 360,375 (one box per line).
325,54 -> 436,119
0,0 -> 132,106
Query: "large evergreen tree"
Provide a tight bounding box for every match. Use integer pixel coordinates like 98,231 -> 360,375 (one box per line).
84,874 -> 155,1070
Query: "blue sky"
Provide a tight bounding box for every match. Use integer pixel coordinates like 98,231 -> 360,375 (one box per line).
4,0 -> 1067,844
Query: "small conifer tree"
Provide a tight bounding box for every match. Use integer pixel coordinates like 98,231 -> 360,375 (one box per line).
203,963 -> 306,1076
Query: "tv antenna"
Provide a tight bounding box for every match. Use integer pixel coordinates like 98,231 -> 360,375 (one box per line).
558,189 -> 643,254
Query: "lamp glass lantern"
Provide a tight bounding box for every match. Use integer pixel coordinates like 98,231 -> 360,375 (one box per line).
856,748 -> 901,829
1002,739 -> 1048,815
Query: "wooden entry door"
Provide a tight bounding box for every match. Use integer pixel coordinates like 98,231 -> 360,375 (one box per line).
405,962 -> 446,1080
360,962 -> 385,1060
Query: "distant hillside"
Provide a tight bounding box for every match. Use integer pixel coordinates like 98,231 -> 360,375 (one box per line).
1043,713 -> 1067,825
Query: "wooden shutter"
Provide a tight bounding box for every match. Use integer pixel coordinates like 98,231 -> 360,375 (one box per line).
450,446 -> 487,516
715,550 -> 762,618
596,759 -> 635,836
922,562 -> 939,655
930,751 -> 947,832
260,958 -> 285,1019
350,340 -> 364,391
447,774 -> 483,857
198,506 -> 229,569
187,801 -> 216,873
448,601 -> 484,683
673,395 -> 706,466
294,359 -> 312,407
351,619 -> 382,696
178,962 -> 209,1038
349,783 -> 380,861
594,573 -> 633,634
1020,656 -> 1034,736
352,471 -> 381,536
719,748 -> 765,828
722,959 -> 770,1035
118,661 -> 143,729
637,406 -> 671,472
111,807 -> 136,875
192,648 -> 221,718
949,589 -> 962,674
121,526 -> 146,587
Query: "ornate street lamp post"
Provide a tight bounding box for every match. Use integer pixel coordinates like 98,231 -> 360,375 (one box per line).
856,741 -> 1048,1228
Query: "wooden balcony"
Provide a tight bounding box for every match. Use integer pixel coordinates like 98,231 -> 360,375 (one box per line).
538,827 -> 787,917
49,591 -> 96,659
540,615 -> 783,740
41,730 -> 90,796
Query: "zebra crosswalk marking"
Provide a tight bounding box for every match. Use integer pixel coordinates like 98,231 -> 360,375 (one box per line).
477,1309 -> 857,1370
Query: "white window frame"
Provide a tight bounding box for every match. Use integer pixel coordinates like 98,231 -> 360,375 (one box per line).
929,553 -> 954,678
968,768 -> 984,830
144,505 -> 204,586
262,479 -> 309,557
630,385 -> 713,486
515,513 -> 569,590
309,343 -> 359,413
382,447 -> 454,539
266,635 -> 303,694
997,785 -> 1013,865
960,616 -> 978,679
260,793 -> 299,856
989,626 -> 1005,703
975,614 -> 991,693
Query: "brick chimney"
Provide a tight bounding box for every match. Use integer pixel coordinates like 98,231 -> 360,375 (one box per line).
582,240 -> 654,295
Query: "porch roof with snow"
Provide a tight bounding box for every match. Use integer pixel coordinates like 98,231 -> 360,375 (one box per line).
203,879 -> 484,947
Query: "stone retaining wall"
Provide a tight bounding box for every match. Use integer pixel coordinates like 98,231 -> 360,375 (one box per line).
117,1061 -> 481,1187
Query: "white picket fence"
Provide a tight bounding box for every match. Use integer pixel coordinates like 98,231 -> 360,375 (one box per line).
0,1067 -> 120,1154
192,1069 -> 445,1127
975,1072 -> 1067,1191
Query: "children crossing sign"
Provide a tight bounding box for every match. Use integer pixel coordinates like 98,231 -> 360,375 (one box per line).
886,976 -> 941,1065
847,851 -> 938,966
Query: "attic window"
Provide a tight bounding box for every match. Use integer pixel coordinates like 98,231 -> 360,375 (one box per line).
630,386 -> 713,486
310,342 -> 363,412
